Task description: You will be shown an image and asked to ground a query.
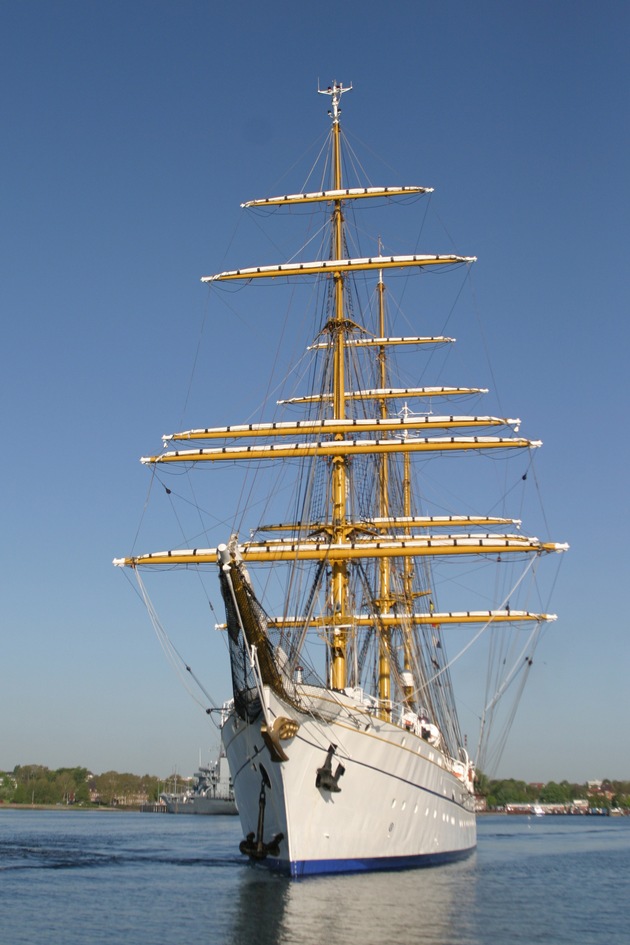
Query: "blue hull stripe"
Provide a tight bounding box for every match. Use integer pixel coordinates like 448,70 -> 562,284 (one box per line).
254,845 -> 476,879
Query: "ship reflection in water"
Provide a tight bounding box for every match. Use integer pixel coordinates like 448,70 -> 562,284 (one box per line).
225,856 -> 477,945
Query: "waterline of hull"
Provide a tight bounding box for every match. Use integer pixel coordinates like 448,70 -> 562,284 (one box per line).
261,846 -> 475,879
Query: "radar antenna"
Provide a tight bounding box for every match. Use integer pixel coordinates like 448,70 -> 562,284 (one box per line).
318,79 -> 353,122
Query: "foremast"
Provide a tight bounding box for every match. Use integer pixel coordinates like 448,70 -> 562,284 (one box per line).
324,81 -> 352,693
318,83 -> 406,709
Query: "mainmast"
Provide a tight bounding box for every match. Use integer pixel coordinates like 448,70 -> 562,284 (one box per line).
376,264 -> 393,717
320,81 -> 353,690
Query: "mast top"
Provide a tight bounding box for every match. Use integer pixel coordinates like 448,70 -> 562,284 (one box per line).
318,80 -> 352,123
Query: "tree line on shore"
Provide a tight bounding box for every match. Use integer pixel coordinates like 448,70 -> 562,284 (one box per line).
476,775 -> 630,810
2,765 -> 630,810
0,765 -> 163,807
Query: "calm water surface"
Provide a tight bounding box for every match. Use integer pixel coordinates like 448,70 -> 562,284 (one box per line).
1,810 -> 628,944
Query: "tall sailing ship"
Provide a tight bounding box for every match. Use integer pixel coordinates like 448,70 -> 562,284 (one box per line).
115,81 -> 567,877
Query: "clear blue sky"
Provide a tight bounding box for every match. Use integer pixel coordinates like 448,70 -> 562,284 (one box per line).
2,0 -> 628,783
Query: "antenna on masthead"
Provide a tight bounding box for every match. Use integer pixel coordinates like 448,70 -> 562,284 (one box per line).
318,79 -> 352,122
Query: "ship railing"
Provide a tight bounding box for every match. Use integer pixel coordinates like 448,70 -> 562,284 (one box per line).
286,683 -> 377,730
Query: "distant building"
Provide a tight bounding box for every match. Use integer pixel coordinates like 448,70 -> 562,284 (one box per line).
587,780 -> 614,802
571,799 -> 589,812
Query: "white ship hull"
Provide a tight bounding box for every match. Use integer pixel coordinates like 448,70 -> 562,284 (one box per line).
222,685 -> 476,877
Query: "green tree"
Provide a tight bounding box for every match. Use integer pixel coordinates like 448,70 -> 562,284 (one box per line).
90,771 -> 153,806
13,776 -> 59,804
91,771 -> 121,805
474,770 -> 490,797
539,781 -> 571,804
139,775 -> 160,802
0,771 -> 16,801
13,764 -> 50,786
486,778 -> 532,807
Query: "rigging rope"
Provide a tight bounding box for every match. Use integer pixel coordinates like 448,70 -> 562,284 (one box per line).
421,554 -> 539,689
134,570 -> 221,719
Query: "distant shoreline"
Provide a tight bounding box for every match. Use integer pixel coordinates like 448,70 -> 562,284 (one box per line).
0,803 -> 131,812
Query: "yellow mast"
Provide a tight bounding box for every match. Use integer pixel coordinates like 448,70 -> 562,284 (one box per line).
376,266 -> 392,717
401,409 -> 417,706
327,82 -> 351,690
